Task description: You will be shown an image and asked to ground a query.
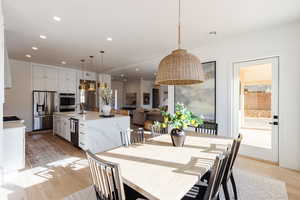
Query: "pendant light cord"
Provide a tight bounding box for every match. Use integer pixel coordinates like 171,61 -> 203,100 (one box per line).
178,0 -> 181,49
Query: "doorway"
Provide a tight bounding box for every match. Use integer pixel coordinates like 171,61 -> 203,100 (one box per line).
233,57 -> 279,162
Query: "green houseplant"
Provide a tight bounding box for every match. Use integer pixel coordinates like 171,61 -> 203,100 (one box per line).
156,103 -> 203,146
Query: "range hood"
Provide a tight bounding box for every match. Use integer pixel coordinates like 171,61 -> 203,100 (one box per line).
4,43 -> 12,89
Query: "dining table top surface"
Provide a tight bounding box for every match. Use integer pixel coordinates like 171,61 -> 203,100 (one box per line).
96,132 -> 233,200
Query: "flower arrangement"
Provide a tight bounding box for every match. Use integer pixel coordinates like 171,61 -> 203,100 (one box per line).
157,103 -> 203,130
101,87 -> 113,105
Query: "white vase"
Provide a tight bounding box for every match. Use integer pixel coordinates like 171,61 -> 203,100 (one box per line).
102,105 -> 111,116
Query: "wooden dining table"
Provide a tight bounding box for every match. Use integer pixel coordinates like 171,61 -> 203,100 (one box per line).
96,132 -> 233,200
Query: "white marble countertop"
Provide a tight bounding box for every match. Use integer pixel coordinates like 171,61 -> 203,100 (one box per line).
53,111 -> 129,121
4,121 -> 26,130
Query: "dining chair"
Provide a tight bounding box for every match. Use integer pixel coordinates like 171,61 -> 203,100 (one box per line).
86,150 -> 147,200
201,134 -> 243,200
195,121 -> 218,135
182,151 -> 230,200
151,125 -> 167,137
86,150 -> 125,200
131,128 -> 145,144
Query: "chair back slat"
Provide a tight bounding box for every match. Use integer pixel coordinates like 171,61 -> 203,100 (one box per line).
131,128 -> 145,144
204,151 -> 229,200
223,134 -> 243,183
86,150 -> 126,200
151,125 -> 167,137
195,121 -> 218,135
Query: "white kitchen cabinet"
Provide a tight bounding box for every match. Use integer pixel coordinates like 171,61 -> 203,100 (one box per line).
3,123 -> 25,173
79,71 -> 97,81
98,74 -> 111,88
4,45 -> 12,89
63,117 -> 70,141
79,121 -> 87,150
32,65 -> 58,91
58,69 -> 77,93
53,115 -> 70,141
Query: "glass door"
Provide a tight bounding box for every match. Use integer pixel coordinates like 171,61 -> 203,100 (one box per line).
233,57 -> 279,162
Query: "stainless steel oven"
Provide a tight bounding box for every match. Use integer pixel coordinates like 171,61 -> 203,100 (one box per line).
59,93 -> 76,112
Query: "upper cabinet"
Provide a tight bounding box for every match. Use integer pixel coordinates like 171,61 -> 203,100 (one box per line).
4,45 -> 12,89
98,74 -> 111,88
0,3 -> 4,104
79,71 -> 97,81
32,64 -> 58,91
58,69 -> 77,93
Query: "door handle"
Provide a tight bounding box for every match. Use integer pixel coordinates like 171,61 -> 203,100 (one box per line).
269,121 -> 279,125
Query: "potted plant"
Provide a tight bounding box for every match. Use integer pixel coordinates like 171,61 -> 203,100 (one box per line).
101,87 -> 113,116
157,103 -> 203,147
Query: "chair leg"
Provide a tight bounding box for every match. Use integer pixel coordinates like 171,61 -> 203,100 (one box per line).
230,173 -> 238,200
222,182 -> 230,200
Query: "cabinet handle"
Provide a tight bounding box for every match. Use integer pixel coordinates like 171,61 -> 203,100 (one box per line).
80,132 -> 85,135
80,142 -> 85,145
80,123 -> 85,126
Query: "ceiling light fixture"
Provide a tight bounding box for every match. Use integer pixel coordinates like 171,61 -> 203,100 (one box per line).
135,68 -> 139,72
120,74 -> 124,77
79,59 -> 86,90
40,35 -> 47,39
25,54 -> 32,58
61,61 -> 67,65
32,47 -> 38,50
53,16 -> 61,22
155,0 -> 204,85
106,37 -> 112,41
98,51 -> 105,88
88,56 -> 96,91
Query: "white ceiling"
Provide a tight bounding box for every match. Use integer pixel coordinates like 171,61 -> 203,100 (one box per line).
3,0 -> 300,80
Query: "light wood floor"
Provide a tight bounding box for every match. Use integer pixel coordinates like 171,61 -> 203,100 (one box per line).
1,131 -> 300,200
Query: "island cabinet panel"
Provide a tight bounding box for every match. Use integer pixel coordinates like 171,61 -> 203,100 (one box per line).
83,116 -> 130,154
53,115 -> 71,142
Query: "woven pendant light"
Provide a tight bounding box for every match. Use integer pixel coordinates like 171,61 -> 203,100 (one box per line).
155,0 -> 204,85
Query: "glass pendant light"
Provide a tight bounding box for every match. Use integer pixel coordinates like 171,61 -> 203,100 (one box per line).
155,0 -> 204,85
98,50 -> 105,88
88,56 -> 96,91
79,59 -> 86,90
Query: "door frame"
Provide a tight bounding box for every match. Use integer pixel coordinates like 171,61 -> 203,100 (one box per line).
232,56 -> 279,163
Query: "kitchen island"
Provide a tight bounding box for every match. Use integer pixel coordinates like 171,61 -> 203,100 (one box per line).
3,121 -> 26,173
53,112 -> 130,153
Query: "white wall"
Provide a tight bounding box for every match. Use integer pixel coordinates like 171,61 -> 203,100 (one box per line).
4,60 -> 32,131
111,80 -> 125,109
168,21 -> 300,170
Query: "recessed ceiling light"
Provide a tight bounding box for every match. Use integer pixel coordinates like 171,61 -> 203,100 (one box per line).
61,61 -> 67,65
120,74 -> 124,77
25,54 -> 31,58
209,31 -> 217,35
107,37 -> 112,41
32,47 -> 38,50
135,68 -> 139,71
53,16 -> 61,22
40,35 -> 47,39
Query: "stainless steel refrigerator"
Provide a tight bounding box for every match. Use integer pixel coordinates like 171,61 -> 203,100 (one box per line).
33,91 -> 58,131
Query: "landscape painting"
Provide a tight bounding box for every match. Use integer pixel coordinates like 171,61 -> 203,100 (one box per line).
175,61 -> 216,122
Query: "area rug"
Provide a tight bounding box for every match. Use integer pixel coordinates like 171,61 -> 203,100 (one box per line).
64,169 -> 288,200
220,169 -> 288,200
